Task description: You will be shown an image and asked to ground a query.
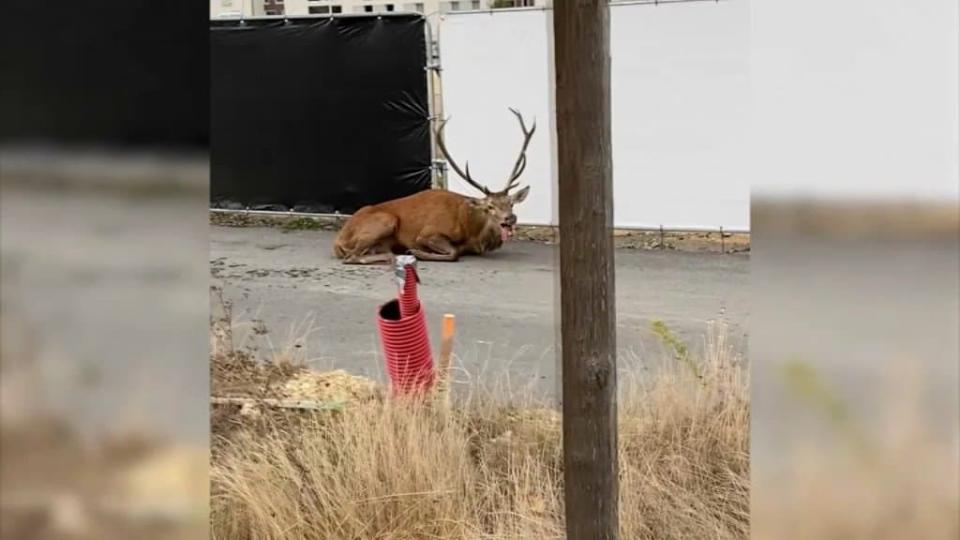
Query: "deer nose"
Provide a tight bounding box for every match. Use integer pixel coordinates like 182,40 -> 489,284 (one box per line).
504,214 -> 517,226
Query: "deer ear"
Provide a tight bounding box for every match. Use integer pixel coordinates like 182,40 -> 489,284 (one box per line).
511,185 -> 530,204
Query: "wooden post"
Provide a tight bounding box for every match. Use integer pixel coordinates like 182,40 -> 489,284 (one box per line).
553,1 -> 619,539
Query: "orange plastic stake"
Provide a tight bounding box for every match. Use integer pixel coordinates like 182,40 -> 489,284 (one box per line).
437,314 -> 456,401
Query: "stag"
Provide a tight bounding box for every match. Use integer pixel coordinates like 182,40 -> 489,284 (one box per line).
333,108 -> 535,264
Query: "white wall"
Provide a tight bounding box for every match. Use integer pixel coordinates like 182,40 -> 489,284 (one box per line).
611,1 -> 749,230
440,1 -> 751,230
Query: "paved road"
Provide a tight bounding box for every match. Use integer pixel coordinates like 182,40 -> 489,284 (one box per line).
211,226 -> 749,397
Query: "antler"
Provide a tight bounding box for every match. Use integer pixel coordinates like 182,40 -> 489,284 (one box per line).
435,117 -> 491,196
502,107 -> 536,193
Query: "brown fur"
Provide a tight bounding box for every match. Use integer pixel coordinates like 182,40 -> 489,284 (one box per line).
333,188 -> 528,264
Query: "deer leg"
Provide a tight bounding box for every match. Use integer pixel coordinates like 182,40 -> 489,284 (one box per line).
337,212 -> 398,265
410,235 -> 460,262
341,251 -> 395,265
409,249 -> 459,262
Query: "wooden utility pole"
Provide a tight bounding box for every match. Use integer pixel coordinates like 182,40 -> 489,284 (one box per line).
553,1 -> 619,539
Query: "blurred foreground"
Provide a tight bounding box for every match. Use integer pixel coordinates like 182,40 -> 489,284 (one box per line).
1,150 -> 209,539
751,199 -> 959,538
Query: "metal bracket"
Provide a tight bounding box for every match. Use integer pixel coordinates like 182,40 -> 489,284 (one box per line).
431,160 -> 448,189
394,255 -> 419,289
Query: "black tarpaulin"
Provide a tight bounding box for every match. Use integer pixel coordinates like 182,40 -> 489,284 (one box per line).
211,15 -> 432,214
0,1 -> 208,148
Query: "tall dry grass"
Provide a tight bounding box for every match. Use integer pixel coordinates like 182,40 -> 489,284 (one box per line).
210,322 -> 749,539
753,359 -> 960,539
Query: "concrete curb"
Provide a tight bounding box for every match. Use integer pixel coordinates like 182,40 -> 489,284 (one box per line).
209,210 -> 751,254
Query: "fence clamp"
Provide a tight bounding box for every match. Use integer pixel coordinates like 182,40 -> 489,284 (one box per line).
424,63 -> 442,72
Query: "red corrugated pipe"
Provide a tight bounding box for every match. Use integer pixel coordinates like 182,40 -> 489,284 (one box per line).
377,262 -> 434,395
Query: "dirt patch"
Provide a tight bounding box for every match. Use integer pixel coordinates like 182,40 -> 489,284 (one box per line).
514,224 -> 750,253
210,210 -> 346,231
281,369 -> 381,403
209,349 -> 384,445
210,210 -> 750,254
209,349 -> 301,399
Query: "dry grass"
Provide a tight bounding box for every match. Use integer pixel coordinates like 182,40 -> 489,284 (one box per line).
753,360 -> 960,540
753,440 -> 959,540
209,320 -> 749,539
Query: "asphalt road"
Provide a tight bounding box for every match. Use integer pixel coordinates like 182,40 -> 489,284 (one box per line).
211,226 -> 750,397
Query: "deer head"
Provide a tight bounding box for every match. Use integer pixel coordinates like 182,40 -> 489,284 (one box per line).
435,108 -> 535,240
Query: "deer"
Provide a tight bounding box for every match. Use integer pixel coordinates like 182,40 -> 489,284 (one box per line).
333,108 -> 535,264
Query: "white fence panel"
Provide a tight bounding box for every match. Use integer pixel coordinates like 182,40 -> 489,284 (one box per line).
440,1 -> 750,231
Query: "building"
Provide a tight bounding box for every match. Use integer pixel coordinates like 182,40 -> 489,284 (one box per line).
210,0 -> 286,18
262,0 -> 286,15
210,0 -> 245,18
272,1 -> 548,17
211,0 -> 548,19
